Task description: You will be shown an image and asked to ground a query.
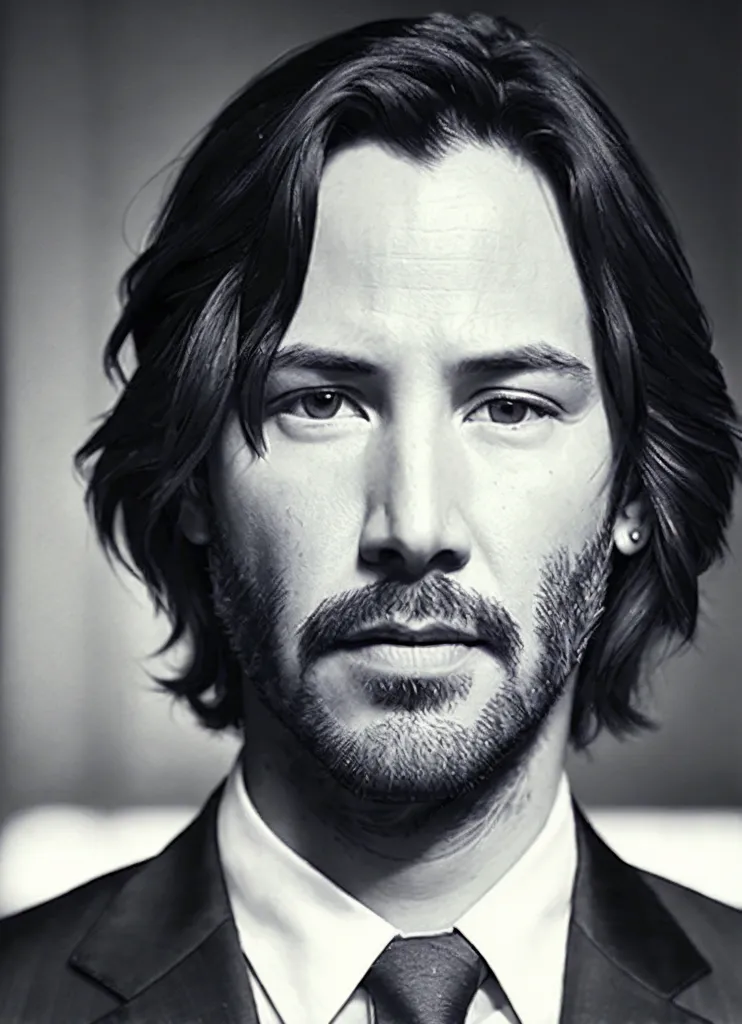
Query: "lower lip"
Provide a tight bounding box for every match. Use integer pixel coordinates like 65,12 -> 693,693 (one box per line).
339,643 -> 479,673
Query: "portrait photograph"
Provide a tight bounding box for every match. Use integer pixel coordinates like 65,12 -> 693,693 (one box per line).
0,1 -> 740,1022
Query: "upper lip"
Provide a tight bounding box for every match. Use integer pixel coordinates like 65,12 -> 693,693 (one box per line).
340,622 -> 481,647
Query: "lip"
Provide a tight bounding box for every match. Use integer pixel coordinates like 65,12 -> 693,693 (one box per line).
339,621 -> 482,648
338,641 -> 481,674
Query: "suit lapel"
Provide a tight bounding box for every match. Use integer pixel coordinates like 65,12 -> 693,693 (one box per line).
87,924 -> 258,1024
70,785 -> 258,1024
561,805 -> 713,1024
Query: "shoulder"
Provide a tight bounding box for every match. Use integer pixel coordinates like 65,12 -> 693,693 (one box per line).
641,867 -> 742,983
0,860 -> 144,1002
0,862 -> 151,1021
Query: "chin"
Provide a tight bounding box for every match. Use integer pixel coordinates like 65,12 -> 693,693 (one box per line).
301,708 -> 532,805
267,661 -> 564,804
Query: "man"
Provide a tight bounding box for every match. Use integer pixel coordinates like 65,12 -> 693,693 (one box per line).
1,10 -> 740,1024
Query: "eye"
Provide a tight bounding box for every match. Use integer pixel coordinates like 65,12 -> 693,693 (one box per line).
466,395 -> 556,426
279,389 -> 366,421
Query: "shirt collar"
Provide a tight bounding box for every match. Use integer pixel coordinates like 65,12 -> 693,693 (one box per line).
218,756 -> 576,1024
457,774 -> 577,1023
218,760 -> 395,1024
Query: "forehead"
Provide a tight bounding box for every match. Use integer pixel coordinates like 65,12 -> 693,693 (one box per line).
284,141 -> 593,365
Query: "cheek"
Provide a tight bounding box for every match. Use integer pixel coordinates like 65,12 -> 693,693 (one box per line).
471,467 -> 606,566
485,419 -> 610,539
218,455 -> 365,621
467,451 -> 611,624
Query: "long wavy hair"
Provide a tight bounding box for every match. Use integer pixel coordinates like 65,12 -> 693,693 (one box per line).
76,12 -> 741,748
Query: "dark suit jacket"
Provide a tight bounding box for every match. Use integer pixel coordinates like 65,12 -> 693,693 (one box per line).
0,785 -> 740,1023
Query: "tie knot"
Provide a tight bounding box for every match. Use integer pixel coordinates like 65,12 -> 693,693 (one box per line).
364,931 -> 487,1024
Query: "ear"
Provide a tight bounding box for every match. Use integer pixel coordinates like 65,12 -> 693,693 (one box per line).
612,495 -> 653,556
179,480 -> 211,545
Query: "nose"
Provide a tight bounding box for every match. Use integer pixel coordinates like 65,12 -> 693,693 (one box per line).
359,422 -> 471,580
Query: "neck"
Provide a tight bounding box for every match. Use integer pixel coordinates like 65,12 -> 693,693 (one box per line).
241,694 -> 572,933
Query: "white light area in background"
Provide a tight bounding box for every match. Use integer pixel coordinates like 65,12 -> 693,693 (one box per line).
0,806 -> 195,917
0,807 -> 740,918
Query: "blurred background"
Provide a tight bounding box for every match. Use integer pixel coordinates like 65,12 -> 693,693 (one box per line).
0,0 -> 740,916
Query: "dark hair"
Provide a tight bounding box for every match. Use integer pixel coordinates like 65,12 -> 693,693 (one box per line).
76,12 -> 741,747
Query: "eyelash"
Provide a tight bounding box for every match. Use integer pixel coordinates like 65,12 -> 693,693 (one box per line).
273,388 -> 559,425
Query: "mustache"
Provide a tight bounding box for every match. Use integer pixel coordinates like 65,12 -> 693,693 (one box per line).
297,574 -> 523,679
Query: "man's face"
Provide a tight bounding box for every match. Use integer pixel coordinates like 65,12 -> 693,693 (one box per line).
204,142 -> 615,802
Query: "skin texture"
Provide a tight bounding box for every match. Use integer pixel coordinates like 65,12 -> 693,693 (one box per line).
184,141 -> 649,929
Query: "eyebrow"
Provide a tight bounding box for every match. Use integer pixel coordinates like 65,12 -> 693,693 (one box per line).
270,341 -> 594,385
455,344 -> 594,386
270,345 -> 377,376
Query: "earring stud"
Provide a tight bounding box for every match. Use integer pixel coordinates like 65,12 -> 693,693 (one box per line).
629,528 -> 642,544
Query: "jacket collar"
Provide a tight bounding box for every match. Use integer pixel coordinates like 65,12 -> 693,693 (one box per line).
71,783 -> 259,1024
70,788 -> 715,1024
561,803 -> 713,1023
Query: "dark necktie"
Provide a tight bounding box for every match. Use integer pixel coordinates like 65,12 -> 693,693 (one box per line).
364,931 -> 488,1024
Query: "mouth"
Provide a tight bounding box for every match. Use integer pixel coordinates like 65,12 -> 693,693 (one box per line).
338,622 -> 482,649
333,622 -> 485,675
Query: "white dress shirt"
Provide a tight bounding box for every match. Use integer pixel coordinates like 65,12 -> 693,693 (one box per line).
217,757 -> 577,1024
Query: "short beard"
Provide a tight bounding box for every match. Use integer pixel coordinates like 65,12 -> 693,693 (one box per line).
208,520 -> 614,805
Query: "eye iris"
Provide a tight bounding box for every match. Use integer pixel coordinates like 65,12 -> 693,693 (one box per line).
487,399 -> 529,424
301,391 -> 342,418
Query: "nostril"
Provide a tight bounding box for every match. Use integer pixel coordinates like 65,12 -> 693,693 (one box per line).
361,543 -> 466,582
434,548 -> 467,573
360,544 -> 407,573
